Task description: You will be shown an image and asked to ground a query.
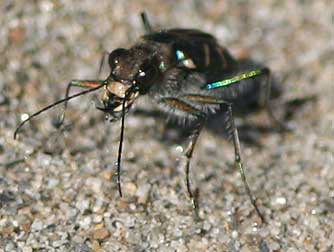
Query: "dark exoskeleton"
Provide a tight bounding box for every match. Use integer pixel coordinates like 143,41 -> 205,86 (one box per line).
15,13 -> 284,223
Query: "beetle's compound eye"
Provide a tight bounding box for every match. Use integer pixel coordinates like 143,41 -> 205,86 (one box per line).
135,61 -> 159,93
108,48 -> 127,70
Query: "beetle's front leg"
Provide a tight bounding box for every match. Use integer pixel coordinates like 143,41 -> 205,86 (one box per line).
55,50 -> 110,127
55,80 -> 103,127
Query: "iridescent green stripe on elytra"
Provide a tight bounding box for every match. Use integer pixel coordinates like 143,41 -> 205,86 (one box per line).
206,69 -> 263,89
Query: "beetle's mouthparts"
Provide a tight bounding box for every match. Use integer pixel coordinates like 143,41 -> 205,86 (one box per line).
98,81 -> 139,114
107,81 -> 130,98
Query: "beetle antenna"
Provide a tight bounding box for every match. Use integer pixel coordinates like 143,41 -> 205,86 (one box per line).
116,96 -> 127,197
14,82 -> 106,139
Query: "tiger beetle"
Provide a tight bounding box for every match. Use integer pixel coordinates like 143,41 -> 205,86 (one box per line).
14,13 -> 284,223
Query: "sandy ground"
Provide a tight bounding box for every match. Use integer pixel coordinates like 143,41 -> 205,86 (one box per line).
0,1 -> 333,251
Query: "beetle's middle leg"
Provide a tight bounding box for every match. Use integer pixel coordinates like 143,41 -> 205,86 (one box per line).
181,94 -> 266,223
160,97 -> 206,209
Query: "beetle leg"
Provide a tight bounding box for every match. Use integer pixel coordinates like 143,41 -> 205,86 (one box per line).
56,51 -> 110,127
182,94 -> 266,223
160,97 -> 206,117
227,105 -> 266,223
259,68 -> 288,131
96,51 -> 110,78
181,94 -> 230,105
183,120 -> 204,210
140,12 -> 153,34
204,67 -> 287,130
160,97 -> 206,209
14,83 -> 106,139
56,80 -> 103,127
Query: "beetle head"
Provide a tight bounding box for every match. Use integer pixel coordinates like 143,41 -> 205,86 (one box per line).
98,47 -> 160,120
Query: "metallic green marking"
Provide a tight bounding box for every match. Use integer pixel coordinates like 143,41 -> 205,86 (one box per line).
159,61 -> 166,71
176,50 -> 185,61
206,69 -> 263,89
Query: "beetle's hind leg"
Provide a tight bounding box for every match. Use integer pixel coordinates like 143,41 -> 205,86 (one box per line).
259,68 -> 288,131
227,104 -> 266,223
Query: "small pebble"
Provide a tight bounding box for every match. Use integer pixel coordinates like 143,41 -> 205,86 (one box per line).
124,182 -> 137,196
31,219 -> 43,231
231,230 -> 238,239
93,215 -> 103,223
79,217 -> 92,230
136,184 -> 151,204
20,113 -> 29,121
268,241 -> 280,251
76,199 -> 90,212
93,228 -> 110,240
275,197 -> 287,205
52,240 -> 65,248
